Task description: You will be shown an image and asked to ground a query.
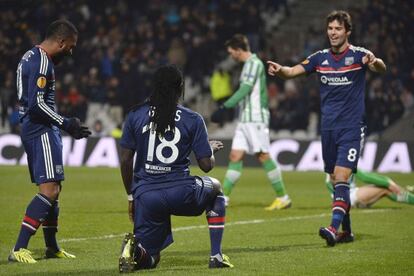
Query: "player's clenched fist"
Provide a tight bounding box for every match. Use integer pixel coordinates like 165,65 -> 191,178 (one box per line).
267,61 -> 282,76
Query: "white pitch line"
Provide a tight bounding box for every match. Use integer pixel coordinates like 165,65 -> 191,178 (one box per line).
60,209 -> 389,243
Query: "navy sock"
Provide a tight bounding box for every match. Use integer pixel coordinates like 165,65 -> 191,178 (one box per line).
330,182 -> 350,231
206,193 -> 226,257
43,200 -> 59,251
15,193 -> 53,251
341,212 -> 352,233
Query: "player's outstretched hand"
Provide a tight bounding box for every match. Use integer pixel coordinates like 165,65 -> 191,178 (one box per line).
210,106 -> 226,124
65,117 -> 92,139
209,140 -> 224,153
362,53 -> 377,65
267,61 -> 282,76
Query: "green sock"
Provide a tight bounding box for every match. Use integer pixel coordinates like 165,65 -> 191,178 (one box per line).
325,175 -> 334,194
355,170 -> 390,188
263,159 -> 286,197
223,161 -> 242,196
387,191 -> 414,205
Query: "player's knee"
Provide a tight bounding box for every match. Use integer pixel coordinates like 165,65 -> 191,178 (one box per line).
256,152 -> 270,163
42,191 -> 59,201
209,177 -> 222,195
39,182 -> 61,201
229,151 -> 243,162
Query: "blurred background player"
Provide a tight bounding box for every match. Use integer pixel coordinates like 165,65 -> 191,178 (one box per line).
267,10 -> 386,246
118,65 -> 233,272
211,34 -> 291,211
9,19 -> 91,263
209,65 -> 233,126
325,170 -> 414,243
326,170 -> 414,208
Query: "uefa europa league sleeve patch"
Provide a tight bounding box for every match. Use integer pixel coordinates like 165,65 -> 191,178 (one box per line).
301,59 -> 310,65
37,76 -> 47,88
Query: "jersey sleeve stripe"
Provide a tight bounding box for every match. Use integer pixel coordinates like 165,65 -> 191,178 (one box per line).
39,49 -> 48,75
242,62 -> 252,82
37,92 -> 64,124
40,50 -> 45,74
249,61 -> 259,82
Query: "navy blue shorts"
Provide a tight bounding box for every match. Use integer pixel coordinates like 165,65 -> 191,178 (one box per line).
22,130 -> 65,185
321,127 -> 366,174
133,176 -> 218,256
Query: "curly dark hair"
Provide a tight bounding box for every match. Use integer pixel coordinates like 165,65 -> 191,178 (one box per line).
149,64 -> 184,137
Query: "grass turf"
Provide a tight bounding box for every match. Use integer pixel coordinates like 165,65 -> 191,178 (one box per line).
0,166 -> 413,275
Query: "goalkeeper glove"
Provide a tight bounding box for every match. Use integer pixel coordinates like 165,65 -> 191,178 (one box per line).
63,117 -> 92,139
210,106 -> 226,124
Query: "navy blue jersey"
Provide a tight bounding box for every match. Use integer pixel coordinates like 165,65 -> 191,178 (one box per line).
301,45 -> 370,130
120,103 -> 212,196
17,46 -> 66,141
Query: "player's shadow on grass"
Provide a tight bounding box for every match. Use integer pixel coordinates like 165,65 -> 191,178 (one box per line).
166,242 -> 321,259
352,232 -> 379,241
290,206 -> 331,211
227,202 -> 271,208
9,269 -> 123,275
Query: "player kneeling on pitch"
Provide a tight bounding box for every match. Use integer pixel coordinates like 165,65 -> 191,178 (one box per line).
118,65 -> 233,272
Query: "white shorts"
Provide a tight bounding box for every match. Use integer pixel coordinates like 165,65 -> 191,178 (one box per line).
350,187 -> 369,208
350,187 -> 358,207
231,122 -> 270,155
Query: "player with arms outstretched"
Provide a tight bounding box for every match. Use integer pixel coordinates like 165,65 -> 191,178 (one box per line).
10,19 -> 91,263
211,34 -> 291,210
268,11 -> 386,246
119,65 -> 233,272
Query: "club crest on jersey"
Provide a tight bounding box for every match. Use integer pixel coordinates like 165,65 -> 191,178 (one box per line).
345,57 -> 354,66
37,76 -> 47,88
56,165 -> 63,174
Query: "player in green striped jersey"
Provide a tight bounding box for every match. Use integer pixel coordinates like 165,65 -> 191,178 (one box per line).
211,34 -> 291,210
325,170 -> 414,209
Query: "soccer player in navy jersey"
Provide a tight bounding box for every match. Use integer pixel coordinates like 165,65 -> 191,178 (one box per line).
267,10 -> 386,246
118,65 -> 233,272
9,19 -> 91,263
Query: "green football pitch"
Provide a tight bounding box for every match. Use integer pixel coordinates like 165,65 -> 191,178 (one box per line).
1,166 -> 413,275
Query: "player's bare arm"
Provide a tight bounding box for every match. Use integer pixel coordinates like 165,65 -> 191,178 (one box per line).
197,141 -> 223,173
362,52 -> 386,73
120,147 -> 135,222
267,61 -> 306,79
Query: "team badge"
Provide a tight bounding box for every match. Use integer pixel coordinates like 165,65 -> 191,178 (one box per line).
345,57 -> 354,66
301,59 -> 310,65
56,165 -> 64,174
37,76 -> 47,88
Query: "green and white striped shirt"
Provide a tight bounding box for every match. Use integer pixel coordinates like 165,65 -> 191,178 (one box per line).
238,54 -> 270,124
